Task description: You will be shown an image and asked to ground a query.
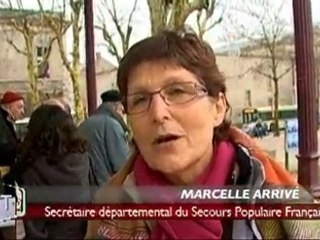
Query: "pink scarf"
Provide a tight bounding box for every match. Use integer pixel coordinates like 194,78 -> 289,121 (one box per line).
133,141 -> 236,239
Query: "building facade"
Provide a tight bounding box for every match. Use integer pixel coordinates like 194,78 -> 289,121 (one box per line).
80,52 -> 117,108
216,54 -> 295,124
0,9 -> 69,115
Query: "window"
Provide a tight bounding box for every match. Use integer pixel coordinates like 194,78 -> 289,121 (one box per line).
242,108 -> 259,124
36,46 -> 48,58
279,109 -> 297,119
36,46 -> 50,78
245,90 -> 252,107
259,111 -> 273,121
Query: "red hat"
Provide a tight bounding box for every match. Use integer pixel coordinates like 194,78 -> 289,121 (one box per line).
0,91 -> 24,105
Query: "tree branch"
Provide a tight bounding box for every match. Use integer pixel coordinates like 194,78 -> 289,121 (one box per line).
101,25 -> 121,63
204,0 -> 224,31
254,65 -> 273,79
1,23 -> 27,55
37,0 -> 72,69
224,67 -> 253,79
278,67 -> 292,79
230,1 -> 289,85
7,38 -> 27,55
194,0 -> 223,39
124,0 -> 138,52
9,18 -> 25,34
175,0 -> 209,31
196,11 -> 202,36
205,14 -> 223,32
108,0 -> 127,54
97,0 -> 137,63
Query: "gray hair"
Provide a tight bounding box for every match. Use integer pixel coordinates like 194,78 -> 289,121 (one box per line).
42,98 -> 69,113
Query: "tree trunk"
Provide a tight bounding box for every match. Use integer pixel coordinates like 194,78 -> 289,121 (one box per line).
273,78 -> 280,136
147,0 -> 167,35
198,28 -> 205,40
25,35 -> 40,109
71,9 -> 85,123
27,60 -> 40,109
147,0 -> 207,35
170,0 -> 189,31
55,35 -> 84,123
70,68 -> 84,123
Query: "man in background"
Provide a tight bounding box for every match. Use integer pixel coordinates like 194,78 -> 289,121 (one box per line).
79,90 -> 130,187
0,91 -> 24,167
43,98 -> 72,115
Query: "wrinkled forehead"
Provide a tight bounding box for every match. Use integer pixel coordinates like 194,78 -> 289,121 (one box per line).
127,60 -> 199,94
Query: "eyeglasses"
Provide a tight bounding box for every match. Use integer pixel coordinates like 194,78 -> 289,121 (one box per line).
126,82 -> 208,115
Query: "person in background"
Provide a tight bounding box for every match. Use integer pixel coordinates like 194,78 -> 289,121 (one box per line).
100,90 -> 128,134
79,90 -> 130,187
86,31 -> 320,239
0,91 -> 24,167
43,98 -> 71,114
57,97 -> 72,115
42,98 -> 64,109
9,104 -> 89,239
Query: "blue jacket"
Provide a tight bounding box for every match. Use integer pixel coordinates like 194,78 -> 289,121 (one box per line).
79,104 -> 130,186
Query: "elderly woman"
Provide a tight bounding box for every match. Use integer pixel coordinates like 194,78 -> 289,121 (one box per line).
86,31 -> 320,239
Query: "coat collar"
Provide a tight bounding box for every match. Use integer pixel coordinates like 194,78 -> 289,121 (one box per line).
95,104 -> 129,134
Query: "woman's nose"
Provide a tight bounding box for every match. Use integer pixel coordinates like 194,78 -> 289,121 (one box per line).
149,94 -> 170,123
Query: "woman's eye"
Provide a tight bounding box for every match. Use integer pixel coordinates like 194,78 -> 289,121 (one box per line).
132,96 -> 147,105
166,87 -> 187,95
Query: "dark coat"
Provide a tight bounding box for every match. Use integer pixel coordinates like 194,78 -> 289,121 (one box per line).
20,152 -> 90,239
0,107 -> 19,167
79,104 -> 130,187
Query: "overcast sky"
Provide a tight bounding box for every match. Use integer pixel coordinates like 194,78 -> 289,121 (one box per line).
4,0 -> 320,65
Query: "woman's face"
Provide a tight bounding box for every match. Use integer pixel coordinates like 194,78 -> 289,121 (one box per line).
127,62 -> 227,174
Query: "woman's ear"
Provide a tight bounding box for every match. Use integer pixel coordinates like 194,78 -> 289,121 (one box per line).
213,92 -> 227,127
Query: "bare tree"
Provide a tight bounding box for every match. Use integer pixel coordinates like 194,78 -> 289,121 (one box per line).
96,0 -> 223,63
96,0 -> 138,64
38,0 -> 85,122
196,0 -> 224,40
147,0 -> 212,35
231,1 -> 291,136
0,0 -> 56,108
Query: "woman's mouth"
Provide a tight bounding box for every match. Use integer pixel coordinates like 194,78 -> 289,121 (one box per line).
153,134 -> 182,145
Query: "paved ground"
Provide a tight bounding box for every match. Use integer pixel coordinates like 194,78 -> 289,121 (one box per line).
255,131 -> 320,173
